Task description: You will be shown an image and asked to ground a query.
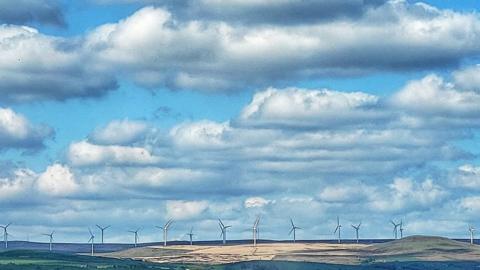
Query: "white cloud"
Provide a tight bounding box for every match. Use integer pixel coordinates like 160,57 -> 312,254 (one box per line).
0,168 -> 36,202
451,164 -> 480,189
36,164 -> 78,196
84,2 -> 480,92
460,196 -> 480,212
393,74 -> 480,117
453,65 -> 480,92
166,200 -> 208,220
244,197 -> 274,208
67,140 -> 162,167
0,25 -> 116,102
0,107 -> 53,150
238,87 -> 381,128
369,178 -> 447,212
90,119 -> 149,145
170,120 -> 230,149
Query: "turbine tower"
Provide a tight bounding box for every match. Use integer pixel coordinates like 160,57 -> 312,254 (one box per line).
88,228 -> 95,256
187,227 -> 194,246
334,216 -> 342,243
128,228 -> 140,247
289,218 -> 301,243
469,225 -> 475,245
42,231 -> 54,251
351,222 -> 361,243
252,216 -> 260,247
218,219 -> 231,245
399,221 -> 404,239
0,223 -> 11,249
156,219 -> 173,247
391,220 -> 401,239
96,225 -> 111,244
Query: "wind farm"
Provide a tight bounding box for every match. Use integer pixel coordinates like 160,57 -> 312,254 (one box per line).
1,0 -> 480,269
1,218 -> 480,269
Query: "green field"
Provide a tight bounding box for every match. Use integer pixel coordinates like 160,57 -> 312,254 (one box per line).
1,250 -> 480,270
0,250 -> 214,270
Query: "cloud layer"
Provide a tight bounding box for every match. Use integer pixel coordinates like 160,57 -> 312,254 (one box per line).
2,1 -> 480,101
2,67 -> 479,242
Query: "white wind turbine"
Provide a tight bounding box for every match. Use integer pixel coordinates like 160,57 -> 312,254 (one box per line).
399,221 -> 405,239
128,228 -> 141,248
96,225 -> 111,244
351,222 -> 361,243
156,219 -> 173,247
0,223 -> 11,249
469,225 -> 475,245
42,231 -> 54,251
289,218 -> 301,243
334,216 -> 342,243
218,219 -> 232,245
187,227 -> 194,246
252,216 -> 260,247
391,220 -> 401,239
88,228 -> 95,256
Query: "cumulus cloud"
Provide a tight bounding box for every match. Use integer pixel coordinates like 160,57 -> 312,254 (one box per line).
36,164 -> 78,196
166,200 -> 208,220
369,178 -> 447,212
238,87 -> 382,128
0,25 -> 117,103
3,65 -> 480,240
0,0 -> 65,26
0,168 -> 36,203
244,197 -> 274,208
0,107 -> 53,150
67,140 -> 162,167
90,119 -> 149,145
2,1 -> 480,100
393,74 -> 480,118
453,65 -> 480,92
84,2 -> 480,92
451,164 -> 480,189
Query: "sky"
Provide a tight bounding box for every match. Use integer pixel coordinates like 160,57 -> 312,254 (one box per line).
0,0 -> 480,244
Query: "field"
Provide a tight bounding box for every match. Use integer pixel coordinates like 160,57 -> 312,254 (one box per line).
103,236 -> 480,265
1,236 -> 480,269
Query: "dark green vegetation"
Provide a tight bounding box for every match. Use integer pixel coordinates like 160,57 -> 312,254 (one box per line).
1,250 -> 480,270
0,250 -> 211,270
223,261 -> 480,270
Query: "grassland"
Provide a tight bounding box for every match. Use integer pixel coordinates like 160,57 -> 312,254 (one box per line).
1,236 -> 480,269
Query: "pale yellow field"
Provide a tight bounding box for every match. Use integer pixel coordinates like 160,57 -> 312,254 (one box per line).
102,236 -> 480,265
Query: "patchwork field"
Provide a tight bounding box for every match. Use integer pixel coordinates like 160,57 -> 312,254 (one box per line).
103,236 -> 480,265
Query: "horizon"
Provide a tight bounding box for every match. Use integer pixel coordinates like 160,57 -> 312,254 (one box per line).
1,0 -> 480,244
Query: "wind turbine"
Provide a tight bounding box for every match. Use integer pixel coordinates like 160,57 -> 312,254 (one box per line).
399,221 -> 404,239
128,228 -> 140,247
289,218 -> 301,243
187,227 -> 194,246
218,219 -> 231,245
88,228 -> 95,256
0,223 -> 11,249
334,216 -> 342,243
391,220 -> 401,239
42,231 -> 54,251
351,222 -> 361,243
469,225 -> 475,245
156,219 -> 173,247
96,225 -> 111,244
252,216 -> 260,247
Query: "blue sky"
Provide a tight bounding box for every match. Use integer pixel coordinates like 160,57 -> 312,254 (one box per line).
1,0 -> 480,244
